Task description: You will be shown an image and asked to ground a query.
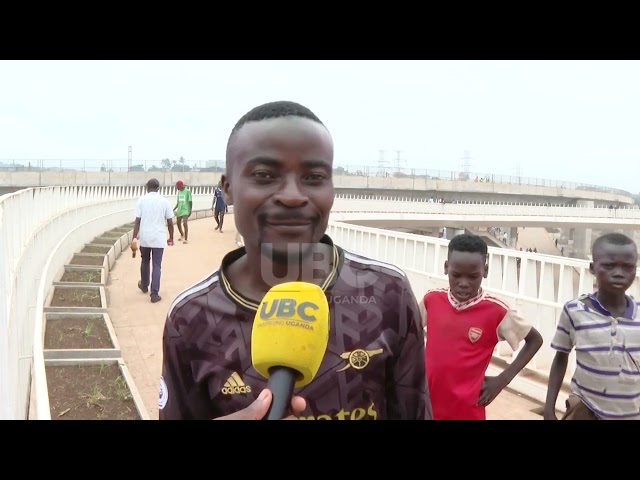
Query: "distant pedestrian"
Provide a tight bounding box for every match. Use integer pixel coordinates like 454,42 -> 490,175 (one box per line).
212,176 -> 228,233
173,180 -> 192,244
132,178 -> 174,303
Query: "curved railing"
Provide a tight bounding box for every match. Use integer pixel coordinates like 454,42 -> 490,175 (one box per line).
329,197 -> 640,230
2,188 -> 638,418
0,185 -> 218,419
334,193 -> 634,206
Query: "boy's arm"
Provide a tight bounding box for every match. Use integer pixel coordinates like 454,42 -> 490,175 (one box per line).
477,310 -> 543,406
418,295 -> 427,327
544,351 -> 569,419
418,294 -> 427,344
544,308 -> 575,419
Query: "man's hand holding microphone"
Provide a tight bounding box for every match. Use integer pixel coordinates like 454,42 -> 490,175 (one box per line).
215,389 -> 306,420
216,281 -> 330,420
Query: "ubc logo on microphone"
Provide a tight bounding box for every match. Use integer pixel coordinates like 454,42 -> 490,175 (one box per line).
257,298 -> 319,331
260,298 -> 318,320
251,281 -> 330,389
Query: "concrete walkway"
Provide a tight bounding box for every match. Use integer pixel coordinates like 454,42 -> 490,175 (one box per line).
106,214 -> 544,420
517,227 -> 561,256
107,214 -> 239,420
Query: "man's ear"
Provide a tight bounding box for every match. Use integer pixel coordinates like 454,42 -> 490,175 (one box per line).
222,173 -> 233,205
444,260 -> 449,275
483,263 -> 489,279
589,262 -> 594,274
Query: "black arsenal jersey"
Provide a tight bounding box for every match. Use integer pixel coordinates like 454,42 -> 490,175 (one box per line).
159,235 -> 431,420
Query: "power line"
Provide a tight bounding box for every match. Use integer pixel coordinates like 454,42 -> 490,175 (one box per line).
378,149 -> 388,176
461,150 -> 472,173
394,150 -> 406,173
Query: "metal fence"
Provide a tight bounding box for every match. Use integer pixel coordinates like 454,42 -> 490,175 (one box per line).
0,158 -> 633,197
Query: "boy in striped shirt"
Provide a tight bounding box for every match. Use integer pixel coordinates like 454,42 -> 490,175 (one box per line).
422,233 -> 543,420
545,232 -> 640,420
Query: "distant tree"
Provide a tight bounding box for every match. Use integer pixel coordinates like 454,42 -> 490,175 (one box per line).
171,163 -> 191,172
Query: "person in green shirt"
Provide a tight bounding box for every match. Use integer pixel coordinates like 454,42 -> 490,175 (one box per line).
173,180 -> 192,244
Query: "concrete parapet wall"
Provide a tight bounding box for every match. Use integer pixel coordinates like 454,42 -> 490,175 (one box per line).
0,171 -> 632,205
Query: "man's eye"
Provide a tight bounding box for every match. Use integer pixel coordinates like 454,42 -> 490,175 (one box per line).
252,171 -> 274,179
305,173 -> 326,182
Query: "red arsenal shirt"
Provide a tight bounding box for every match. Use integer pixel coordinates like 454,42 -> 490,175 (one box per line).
422,288 -> 531,420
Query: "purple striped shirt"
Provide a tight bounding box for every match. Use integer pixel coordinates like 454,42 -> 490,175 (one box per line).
551,293 -> 640,419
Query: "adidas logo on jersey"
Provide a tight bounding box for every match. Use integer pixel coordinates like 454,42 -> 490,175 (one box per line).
221,372 -> 252,395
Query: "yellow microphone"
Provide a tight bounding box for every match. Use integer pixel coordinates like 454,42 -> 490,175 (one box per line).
251,281 -> 330,420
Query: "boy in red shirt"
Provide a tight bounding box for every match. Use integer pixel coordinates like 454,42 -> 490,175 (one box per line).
422,233 -> 543,420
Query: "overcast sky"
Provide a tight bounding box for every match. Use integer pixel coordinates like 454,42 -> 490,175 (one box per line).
1,60 -> 638,193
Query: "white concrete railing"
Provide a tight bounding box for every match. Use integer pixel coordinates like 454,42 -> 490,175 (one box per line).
326,221 -> 640,402
327,219 -> 640,308
331,197 -> 640,227
334,193 -> 634,207
4,170 -> 634,205
0,187 -> 137,419
0,185 -> 219,419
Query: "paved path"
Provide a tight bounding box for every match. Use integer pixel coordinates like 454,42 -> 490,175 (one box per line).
107,214 -> 239,420
517,226 -> 561,256
106,214 -> 544,420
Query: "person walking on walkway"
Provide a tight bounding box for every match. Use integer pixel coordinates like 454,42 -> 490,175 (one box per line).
173,180 -> 192,244
212,176 -> 228,232
132,178 -> 174,303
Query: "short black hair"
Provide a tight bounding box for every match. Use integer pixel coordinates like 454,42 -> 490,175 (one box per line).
448,233 -> 488,257
225,100 -> 324,171
592,232 -> 636,255
230,100 -> 323,137
146,178 -> 160,191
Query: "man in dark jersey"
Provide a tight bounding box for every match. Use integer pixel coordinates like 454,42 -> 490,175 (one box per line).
159,100 -> 431,420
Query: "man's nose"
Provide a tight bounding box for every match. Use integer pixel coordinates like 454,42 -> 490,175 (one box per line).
274,176 -> 309,207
